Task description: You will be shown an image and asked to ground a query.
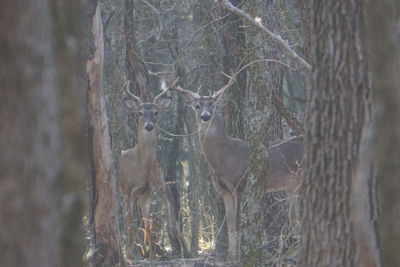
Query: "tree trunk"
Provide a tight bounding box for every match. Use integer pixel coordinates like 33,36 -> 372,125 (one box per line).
299,1 -> 372,266
240,1 -> 287,265
0,1 -> 60,266
51,0 -> 87,265
220,0 -> 247,140
366,0 -> 400,266
0,0 -> 85,266
158,7 -> 190,257
101,0 -> 128,166
159,92 -> 190,258
84,1 -> 123,265
351,120 -> 380,267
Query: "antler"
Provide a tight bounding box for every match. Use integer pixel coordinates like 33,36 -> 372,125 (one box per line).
174,85 -> 200,98
173,72 -> 235,99
212,72 -> 236,98
196,85 -> 202,95
123,80 -> 141,102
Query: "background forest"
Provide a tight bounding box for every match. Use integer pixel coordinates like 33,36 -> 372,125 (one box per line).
1,0 -> 400,267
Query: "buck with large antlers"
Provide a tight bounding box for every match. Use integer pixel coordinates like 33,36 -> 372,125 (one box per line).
174,82 -> 304,262
119,82 -> 172,260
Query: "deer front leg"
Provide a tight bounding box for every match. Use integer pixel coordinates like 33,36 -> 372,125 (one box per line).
138,194 -> 155,260
222,192 -> 241,262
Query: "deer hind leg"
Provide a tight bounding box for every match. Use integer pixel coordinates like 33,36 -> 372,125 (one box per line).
138,194 -> 156,260
222,192 -> 241,262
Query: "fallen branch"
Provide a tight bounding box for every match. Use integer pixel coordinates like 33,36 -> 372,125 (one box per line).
219,0 -> 311,70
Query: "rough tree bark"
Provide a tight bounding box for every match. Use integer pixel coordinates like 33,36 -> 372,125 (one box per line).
219,0 -> 247,140
84,0 -> 123,265
299,1 -> 373,266
101,0 -> 128,165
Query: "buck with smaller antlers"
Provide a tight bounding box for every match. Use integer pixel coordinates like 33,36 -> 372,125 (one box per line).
120,83 -> 172,260
174,82 -> 304,262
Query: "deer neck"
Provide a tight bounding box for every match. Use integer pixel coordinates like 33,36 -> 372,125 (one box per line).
198,113 -> 229,160
136,118 -> 158,163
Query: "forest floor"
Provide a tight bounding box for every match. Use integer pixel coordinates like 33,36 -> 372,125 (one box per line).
128,258 -> 236,267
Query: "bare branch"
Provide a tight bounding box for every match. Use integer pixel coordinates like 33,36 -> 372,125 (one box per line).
271,90 -> 304,136
219,0 -> 311,70
213,71 -> 236,98
167,77 -> 180,91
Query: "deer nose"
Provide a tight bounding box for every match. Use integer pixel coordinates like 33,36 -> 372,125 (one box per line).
144,123 -> 154,131
200,112 -> 211,122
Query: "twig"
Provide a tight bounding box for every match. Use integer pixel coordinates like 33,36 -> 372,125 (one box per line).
219,0 -> 311,70
139,0 -> 163,34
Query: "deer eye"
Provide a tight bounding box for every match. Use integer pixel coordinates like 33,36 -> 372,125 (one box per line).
138,111 -> 143,116
195,104 -> 201,109
154,111 -> 158,117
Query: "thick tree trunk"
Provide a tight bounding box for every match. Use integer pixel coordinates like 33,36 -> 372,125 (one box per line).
0,1 -> 60,266
297,0 -> 311,62
52,0 -> 87,265
220,0 -> 247,140
366,1 -> 400,266
125,0 -> 152,101
101,0 -> 128,165
299,1 -> 372,266
240,1 -> 287,265
351,120 -> 380,267
160,59 -> 190,260
158,8 -> 190,257
100,0 -> 129,258
84,1 -> 123,265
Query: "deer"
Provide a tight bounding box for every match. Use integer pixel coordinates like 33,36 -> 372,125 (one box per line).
173,83 -> 304,262
119,82 -> 172,260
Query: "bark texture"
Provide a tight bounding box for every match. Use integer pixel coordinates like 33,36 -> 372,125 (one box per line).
299,1 -> 370,266
84,1 -> 123,265
102,0 -> 128,165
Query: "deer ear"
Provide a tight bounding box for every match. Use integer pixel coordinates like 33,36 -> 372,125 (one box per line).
124,97 -> 141,112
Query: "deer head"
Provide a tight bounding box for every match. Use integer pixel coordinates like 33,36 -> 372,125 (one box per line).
174,85 -> 228,123
124,82 -> 172,132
